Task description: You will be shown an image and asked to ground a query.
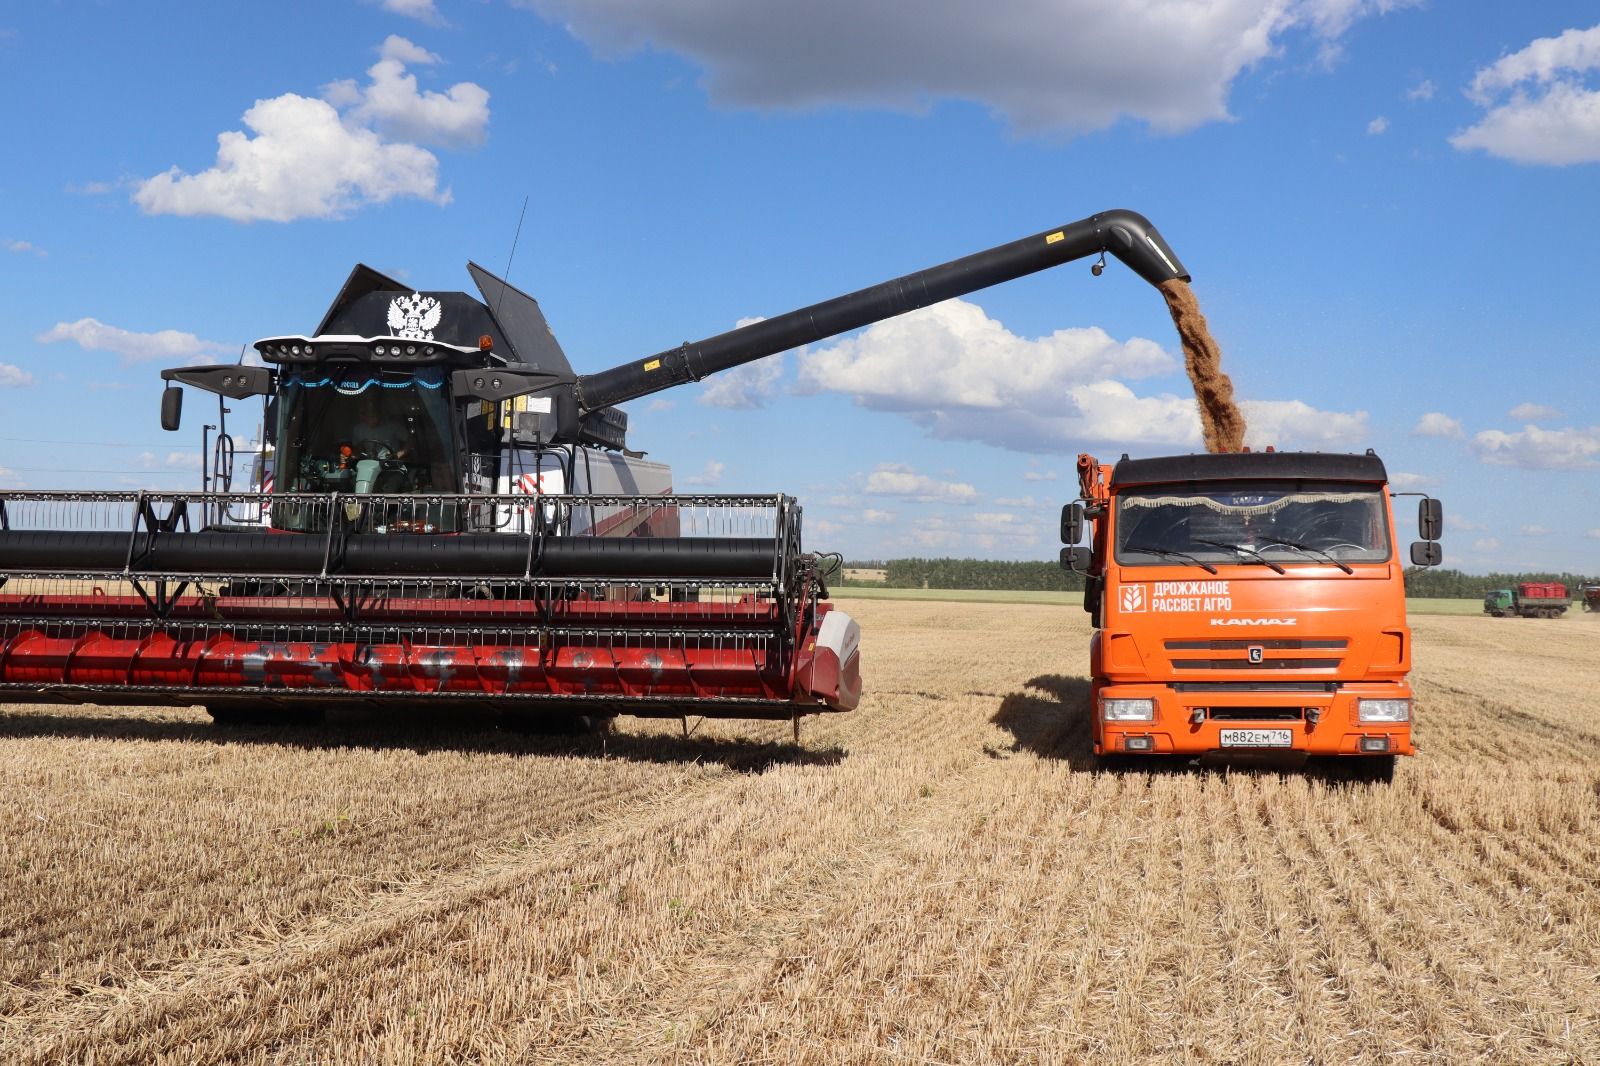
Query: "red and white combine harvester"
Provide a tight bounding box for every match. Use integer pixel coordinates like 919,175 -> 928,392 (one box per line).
0,210 -> 1190,730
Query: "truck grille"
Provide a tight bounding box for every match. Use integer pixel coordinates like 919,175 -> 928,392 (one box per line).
1205,707 -> 1306,721
1164,638 -> 1347,673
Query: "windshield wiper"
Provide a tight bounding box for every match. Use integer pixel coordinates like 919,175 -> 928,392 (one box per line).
1190,537 -> 1287,575
1259,537 -> 1354,575
1122,543 -> 1218,574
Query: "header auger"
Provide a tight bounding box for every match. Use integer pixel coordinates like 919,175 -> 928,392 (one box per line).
0,209 -> 1188,730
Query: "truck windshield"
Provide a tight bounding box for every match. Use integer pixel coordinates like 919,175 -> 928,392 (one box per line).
274,367 -> 457,497
1115,481 -> 1391,567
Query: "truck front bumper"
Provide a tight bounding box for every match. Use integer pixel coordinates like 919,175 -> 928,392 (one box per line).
1094,682 -> 1415,757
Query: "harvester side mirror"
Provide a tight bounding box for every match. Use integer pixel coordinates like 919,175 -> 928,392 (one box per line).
1060,546 -> 1091,572
1060,502 -> 1085,545
553,391 -> 581,443
1409,541 -> 1443,567
1418,498 -> 1442,541
160,387 -> 183,432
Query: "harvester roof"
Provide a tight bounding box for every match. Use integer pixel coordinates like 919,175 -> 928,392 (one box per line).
1111,451 -> 1388,487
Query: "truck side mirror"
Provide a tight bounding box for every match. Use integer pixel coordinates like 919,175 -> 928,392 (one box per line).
160,387 -> 183,432
1418,498 -> 1442,541
1409,541 -> 1442,567
1060,546 -> 1091,572
553,391 -> 581,443
1060,502 -> 1084,544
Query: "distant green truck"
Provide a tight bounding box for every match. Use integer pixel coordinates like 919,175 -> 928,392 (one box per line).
1483,582 -> 1570,619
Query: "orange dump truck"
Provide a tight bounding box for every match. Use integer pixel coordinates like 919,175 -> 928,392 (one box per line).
1062,450 -> 1443,780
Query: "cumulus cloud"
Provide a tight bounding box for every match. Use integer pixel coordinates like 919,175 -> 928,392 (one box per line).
325,36 -> 490,148
863,463 -> 978,504
1413,411 -> 1464,438
1587,528 -> 1600,540
682,459 -> 725,486
1406,78 -> 1435,101
1367,115 -> 1389,134
1239,399 -> 1368,449
1452,23 -> 1600,165
1518,525 -> 1553,536
1389,471 -> 1438,490
133,38 -> 487,222
0,363 -> 35,386
37,318 -> 231,365
524,0 -> 1415,135
1022,470 -> 1058,482
798,298 -> 1364,452
698,316 -> 786,409
1472,537 -> 1501,552
5,239 -> 45,258
1508,402 -> 1562,421
377,0 -> 446,25
1471,424 -> 1600,470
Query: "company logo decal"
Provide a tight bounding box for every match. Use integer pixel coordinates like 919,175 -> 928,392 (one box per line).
388,292 -> 443,340
1210,617 -> 1297,626
1120,585 -> 1146,612
1124,580 -> 1233,613
1247,645 -> 1264,663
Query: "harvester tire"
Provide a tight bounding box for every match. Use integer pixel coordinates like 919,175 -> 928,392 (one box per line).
499,709 -> 616,736
206,705 -> 325,727
1352,754 -> 1396,783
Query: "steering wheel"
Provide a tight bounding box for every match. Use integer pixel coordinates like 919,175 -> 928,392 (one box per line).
356,438 -> 395,460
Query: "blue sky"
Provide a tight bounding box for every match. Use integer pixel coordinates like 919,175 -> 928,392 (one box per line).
1,0 -> 1597,570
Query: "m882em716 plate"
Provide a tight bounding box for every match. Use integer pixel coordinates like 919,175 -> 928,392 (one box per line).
1218,728 -> 1293,748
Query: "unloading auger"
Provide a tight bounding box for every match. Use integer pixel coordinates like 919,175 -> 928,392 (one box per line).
0,210 -> 1187,727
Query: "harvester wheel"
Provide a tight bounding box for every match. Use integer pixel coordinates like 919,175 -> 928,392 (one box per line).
499,709 -> 615,736
1352,754 -> 1396,783
207,705 -> 325,727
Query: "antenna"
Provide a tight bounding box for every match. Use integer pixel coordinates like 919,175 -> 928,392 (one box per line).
495,195 -> 530,322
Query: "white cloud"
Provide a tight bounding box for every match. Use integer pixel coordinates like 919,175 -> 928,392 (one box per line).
0,363 -> 34,386
1452,24 -> 1600,165
699,354 -> 784,409
326,36 -> 491,149
1389,471 -> 1437,490
797,298 -> 1361,452
4,239 -> 45,258
1471,425 -> 1600,470
134,40 -> 487,222
526,0 -> 1414,135
1238,399 -> 1368,449
1508,402 -> 1562,421
1518,525 -> 1553,536
1022,470 -> 1058,482
378,0 -> 446,27
994,495 -> 1040,508
37,318 -> 231,365
1586,528 -> 1600,540
1367,115 -> 1389,134
1472,537 -> 1501,553
646,398 -> 675,412
1449,515 -> 1487,533
1413,411 -> 1464,438
863,463 -> 977,504
0,466 -> 22,489
1406,78 -> 1435,101
860,508 -> 896,525
682,459 -> 725,486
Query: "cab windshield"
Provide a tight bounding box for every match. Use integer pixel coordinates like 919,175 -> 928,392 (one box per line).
1115,481 -> 1391,567
275,367 -> 456,495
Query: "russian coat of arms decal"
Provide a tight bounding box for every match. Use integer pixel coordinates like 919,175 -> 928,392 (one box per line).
387,292 -> 443,341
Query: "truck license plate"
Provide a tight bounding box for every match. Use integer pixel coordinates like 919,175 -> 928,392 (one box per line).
1219,728 -> 1293,748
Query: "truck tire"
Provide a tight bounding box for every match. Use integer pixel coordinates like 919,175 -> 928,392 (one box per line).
1352,754 -> 1396,783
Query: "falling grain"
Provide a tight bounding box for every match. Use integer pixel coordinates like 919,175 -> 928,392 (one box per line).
1159,278 -> 1247,453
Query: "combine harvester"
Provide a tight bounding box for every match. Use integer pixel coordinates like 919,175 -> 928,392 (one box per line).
0,211 -> 1192,730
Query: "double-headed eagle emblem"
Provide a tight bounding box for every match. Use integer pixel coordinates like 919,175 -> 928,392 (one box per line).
387,292 -> 443,341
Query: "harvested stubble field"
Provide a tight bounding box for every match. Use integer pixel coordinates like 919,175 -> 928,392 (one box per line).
2,602 -> 1598,1064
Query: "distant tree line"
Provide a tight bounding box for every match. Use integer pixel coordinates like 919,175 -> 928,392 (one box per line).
834,559 -> 1598,598
1401,568 -> 1599,599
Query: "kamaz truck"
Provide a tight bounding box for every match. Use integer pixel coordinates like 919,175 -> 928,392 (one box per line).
1062,450 -> 1443,780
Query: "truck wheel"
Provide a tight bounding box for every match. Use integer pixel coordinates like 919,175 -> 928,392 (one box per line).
1352,754 -> 1396,783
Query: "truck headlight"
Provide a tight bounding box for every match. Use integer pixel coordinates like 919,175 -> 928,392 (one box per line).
1101,698 -> 1155,722
1357,698 -> 1411,723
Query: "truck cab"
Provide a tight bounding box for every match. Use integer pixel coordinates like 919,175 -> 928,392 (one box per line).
1063,450 -> 1442,779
